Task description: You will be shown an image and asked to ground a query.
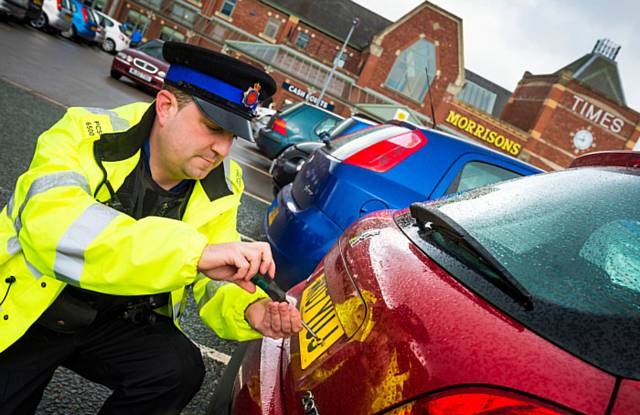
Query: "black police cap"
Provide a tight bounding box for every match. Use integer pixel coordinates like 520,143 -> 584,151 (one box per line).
162,41 -> 277,140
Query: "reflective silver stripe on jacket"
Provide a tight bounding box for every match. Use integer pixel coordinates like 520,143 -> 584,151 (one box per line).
83,107 -> 130,131
6,236 -> 21,255
196,279 -> 225,310
14,172 -> 91,235
54,203 -> 120,285
223,158 -> 233,193
7,192 -> 14,218
172,300 -> 182,320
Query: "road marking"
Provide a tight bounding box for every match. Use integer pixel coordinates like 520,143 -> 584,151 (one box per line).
233,157 -> 271,178
243,190 -> 271,205
240,233 -> 257,242
1,76 -> 67,108
197,343 -> 231,365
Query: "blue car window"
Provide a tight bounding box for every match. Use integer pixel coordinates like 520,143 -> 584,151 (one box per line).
446,161 -> 523,195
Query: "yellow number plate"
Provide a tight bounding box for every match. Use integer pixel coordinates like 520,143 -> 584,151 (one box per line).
299,273 -> 345,369
267,205 -> 279,226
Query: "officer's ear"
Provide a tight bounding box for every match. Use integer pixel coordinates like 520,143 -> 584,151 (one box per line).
155,89 -> 179,127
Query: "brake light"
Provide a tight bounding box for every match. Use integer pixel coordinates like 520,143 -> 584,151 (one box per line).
344,130 -> 427,173
386,389 -> 572,415
273,118 -> 287,136
56,0 -> 62,10
81,6 -> 89,22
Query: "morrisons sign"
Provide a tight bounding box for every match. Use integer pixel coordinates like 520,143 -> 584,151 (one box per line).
445,110 -> 522,156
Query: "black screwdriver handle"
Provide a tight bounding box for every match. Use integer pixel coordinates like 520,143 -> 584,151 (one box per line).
250,275 -> 287,302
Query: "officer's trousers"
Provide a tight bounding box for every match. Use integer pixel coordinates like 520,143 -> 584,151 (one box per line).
0,315 -> 205,414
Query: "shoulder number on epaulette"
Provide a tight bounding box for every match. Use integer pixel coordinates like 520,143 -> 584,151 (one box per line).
85,120 -> 103,137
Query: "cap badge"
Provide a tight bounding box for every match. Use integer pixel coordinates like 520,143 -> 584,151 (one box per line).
242,83 -> 261,111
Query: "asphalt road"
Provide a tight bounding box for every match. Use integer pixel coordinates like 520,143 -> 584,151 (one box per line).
0,19 -> 277,414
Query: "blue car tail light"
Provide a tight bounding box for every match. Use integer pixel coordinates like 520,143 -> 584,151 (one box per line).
343,129 -> 428,172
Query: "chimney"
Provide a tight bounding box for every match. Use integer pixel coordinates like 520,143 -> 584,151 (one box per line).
592,38 -> 621,60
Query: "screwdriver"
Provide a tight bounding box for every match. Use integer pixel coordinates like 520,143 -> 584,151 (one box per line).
250,274 -> 322,342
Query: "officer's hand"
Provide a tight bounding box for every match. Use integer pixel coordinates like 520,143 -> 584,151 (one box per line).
197,242 -> 276,293
245,299 -> 302,339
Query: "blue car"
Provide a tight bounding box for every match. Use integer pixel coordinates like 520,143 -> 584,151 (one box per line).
266,121 -> 544,288
269,115 -> 377,195
60,0 -> 97,42
255,102 -> 343,158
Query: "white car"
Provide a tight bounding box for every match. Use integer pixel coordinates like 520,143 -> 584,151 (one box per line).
94,10 -> 130,53
29,0 -> 72,32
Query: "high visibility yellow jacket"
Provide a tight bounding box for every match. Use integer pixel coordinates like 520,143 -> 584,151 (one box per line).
0,102 -> 268,353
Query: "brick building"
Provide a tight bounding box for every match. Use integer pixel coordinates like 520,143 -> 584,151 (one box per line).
101,0 -> 640,170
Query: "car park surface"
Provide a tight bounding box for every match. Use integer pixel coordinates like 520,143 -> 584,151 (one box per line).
266,122 -> 543,288
29,0 -> 72,32
218,151 -> 640,415
255,102 -> 343,158
110,38 -> 167,92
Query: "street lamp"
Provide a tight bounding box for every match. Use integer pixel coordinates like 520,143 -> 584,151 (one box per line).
317,17 -> 359,104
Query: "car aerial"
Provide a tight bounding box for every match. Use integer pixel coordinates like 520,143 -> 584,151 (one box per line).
0,0 -> 42,21
265,121 -> 543,289
60,0 -> 97,42
255,102 -> 344,159
94,9 -> 129,53
110,38 -> 167,92
269,115 -> 377,196
213,150 -> 640,415
29,0 -> 72,32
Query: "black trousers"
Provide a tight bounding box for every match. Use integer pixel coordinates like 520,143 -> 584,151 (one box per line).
0,315 -> 205,415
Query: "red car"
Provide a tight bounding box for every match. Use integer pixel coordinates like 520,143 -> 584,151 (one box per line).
110,38 -> 167,92
212,151 -> 640,415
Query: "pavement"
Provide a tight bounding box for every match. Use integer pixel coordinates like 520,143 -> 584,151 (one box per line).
0,77 -> 268,414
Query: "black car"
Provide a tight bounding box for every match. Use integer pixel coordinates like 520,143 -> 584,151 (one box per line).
0,0 -> 42,21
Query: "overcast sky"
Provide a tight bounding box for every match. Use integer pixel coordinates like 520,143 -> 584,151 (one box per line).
351,0 -> 640,111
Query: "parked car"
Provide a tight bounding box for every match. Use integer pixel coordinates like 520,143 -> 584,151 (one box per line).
60,0 -> 97,42
90,8 -> 105,46
265,121 -> 543,288
255,102 -> 343,159
29,0 -> 72,32
214,150 -> 640,415
269,115 -> 377,196
0,0 -> 42,20
251,105 -> 277,140
110,39 -> 167,92
94,9 -> 129,53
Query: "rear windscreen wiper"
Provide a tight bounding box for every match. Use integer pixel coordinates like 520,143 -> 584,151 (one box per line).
410,203 -> 534,310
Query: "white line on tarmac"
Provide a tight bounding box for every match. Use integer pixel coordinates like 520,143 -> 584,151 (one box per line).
233,157 -> 271,178
243,190 -> 271,205
1,76 -> 67,108
197,343 -> 231,365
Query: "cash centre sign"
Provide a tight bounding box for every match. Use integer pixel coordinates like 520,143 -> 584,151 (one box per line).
445,110 -> 522,156
282,82 -> 335,111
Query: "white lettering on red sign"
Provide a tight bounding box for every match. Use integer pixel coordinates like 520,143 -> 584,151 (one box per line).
571,95 -> 624,133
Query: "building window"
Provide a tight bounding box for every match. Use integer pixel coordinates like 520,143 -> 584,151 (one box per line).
457,80 -> 497,114
125,10 -> 150,34
385,38 -> 437,102
170,2 -> 198,26
159,26 -> 185,42
137,0 -> 163,10
219,0 -> 236,17
262,16 -> 281,39
295,31 -> 309,49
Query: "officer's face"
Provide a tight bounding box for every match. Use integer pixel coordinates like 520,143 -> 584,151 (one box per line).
161,100 -> 235,181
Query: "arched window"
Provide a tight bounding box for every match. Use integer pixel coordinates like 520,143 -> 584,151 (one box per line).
385,38 -> 437,102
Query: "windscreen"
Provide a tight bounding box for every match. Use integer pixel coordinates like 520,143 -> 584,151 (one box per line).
403,167 -> 640,379
137,40 -> 165,60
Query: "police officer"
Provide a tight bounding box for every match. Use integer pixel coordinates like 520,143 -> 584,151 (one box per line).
0,42 -> 301,414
